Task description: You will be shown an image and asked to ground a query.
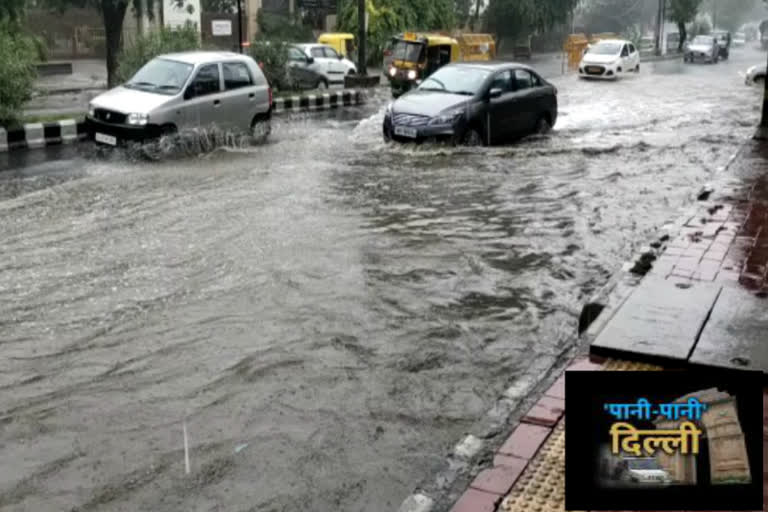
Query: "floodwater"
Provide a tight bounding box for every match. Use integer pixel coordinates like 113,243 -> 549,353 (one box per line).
0,48 -> 762,511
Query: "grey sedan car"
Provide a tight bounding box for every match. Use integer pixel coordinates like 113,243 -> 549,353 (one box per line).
684,35 -> 719,63
86,51 -> 272,146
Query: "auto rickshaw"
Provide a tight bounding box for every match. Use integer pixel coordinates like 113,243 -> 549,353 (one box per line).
386,32 -> 494,98
317,33 -> 356,59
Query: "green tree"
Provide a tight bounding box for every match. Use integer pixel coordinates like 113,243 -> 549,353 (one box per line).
577,0 -> 657,35
42,0 -> 190,88
667,0 -> 704,49
0,0 -> 26,21
0,20 -> 38,125
337,0 -> 455,65
201,0 -> 238,12
485,0 -> 578,47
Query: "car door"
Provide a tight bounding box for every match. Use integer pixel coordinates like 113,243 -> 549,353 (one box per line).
323,46 -> 346,82
287,46 -> 316,88
628,43 -> 639,68
486,69 -> 519,144
221,61 -> 259,132
619,43 -> 630,72
309,46 -> 331,80
182,62 -> 226,131
511,69 -> 543,134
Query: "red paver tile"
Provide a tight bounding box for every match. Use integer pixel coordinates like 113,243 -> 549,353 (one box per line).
493,453 -> 528,468
448,488 -> 498,512
544,375 -> 565,400
498,423 -> 552,459
566,358 -> 603,372
523,396 -> 565,427
716,269 -> 741,283
702,246 -> 729,262
469,462 -> 526,495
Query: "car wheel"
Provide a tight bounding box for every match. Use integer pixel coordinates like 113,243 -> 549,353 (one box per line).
317,79 -> 329,90
348,69 -> 356,75
755,76 -> 765,86
251,114 -> 271,144
462,128 -> 484,147
536,115 -> 552,135
635,64 -> 640,73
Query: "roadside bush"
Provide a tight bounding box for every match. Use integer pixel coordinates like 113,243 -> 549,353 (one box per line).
0,22 -> 38,126
116,23 -> 201,83
248,40 -> 293,91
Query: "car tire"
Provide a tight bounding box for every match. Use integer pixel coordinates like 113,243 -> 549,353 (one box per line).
755,76 -> 765,86
251,114 -> 271,144
462,128 -> 484,147
317,79 -> 329,90
635,64 -> 640,73
536,115 -> 552,135
348,69 -> 356,75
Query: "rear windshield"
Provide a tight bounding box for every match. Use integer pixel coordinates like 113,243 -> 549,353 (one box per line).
693,36 -> 713,44
393,41 -> 425,62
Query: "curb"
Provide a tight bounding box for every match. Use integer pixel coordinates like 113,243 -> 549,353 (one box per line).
0,120 -> 88,153
1,89 -> 368,153
271,89 -> 366,114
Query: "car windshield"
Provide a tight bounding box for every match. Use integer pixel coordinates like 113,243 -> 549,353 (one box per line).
692,36 -> 713,45
393,41 -> 425,62
626,459 -> 661,470
125,58 -> 194,95
587,43 -> 621,55
417,66 -> 490,96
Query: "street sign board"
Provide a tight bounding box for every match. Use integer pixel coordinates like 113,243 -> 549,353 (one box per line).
212,20 -> 232,36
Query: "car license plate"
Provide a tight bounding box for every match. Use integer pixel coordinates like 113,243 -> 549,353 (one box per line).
394,126 -> 417,138
587,66 -> 601,73
95,132 -> 117,146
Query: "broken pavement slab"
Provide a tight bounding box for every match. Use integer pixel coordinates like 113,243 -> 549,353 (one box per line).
590,275 -> 723,365
689,285 -> 768,374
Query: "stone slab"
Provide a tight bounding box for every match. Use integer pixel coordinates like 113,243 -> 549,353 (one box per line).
689,285 -> 768,373
590,276 -> 723,365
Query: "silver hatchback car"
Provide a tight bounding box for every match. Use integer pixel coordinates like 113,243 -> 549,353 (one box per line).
86,51 -> 272,146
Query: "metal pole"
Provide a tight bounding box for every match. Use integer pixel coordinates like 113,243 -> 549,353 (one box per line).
357,0 -> 366,75
237,0 -> 243,53
761,46 -> 768,129
655,0 -> 663,56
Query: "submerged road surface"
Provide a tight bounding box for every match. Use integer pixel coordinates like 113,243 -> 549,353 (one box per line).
0,48 -> 763,511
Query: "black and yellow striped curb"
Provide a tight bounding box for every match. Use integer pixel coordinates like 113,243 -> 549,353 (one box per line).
271,89 -> 366,114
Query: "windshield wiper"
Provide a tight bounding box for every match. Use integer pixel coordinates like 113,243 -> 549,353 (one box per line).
157,84 -> 180,90
127,81 -> 157,89
449,90 -> 475,96
419,87 -> 446,92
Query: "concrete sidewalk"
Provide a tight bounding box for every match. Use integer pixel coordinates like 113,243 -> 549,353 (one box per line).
443,140 -> 768,512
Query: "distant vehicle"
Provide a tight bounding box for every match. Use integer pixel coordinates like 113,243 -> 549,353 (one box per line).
620,457 -> 673,485
382,37 -> 397,77
290,43 -> 357,87
733,32 -> 746,47
711,31 -> 731,59
286,45 -> 331,90
578,39 -> 640,79
383,62 -> 558,146
317,33 -> 356,60
745,64 -> 766,86
684,35 -> 719,64
86,51 -> 272,146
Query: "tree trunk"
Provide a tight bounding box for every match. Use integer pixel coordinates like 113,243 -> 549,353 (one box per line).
470,0 -> 481,32
102,0 -> 129,88
757,45 -> 768,139
677,21 -> 686,51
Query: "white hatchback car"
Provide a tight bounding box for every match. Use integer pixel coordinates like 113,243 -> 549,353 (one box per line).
579,39 -> 640,80
291,43 -> 357,87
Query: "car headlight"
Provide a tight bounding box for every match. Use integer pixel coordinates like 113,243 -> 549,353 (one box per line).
429,108 -> 464,125
389,67 -> 397,77
407,69 -> 417,80
127,113 -> 149,126
88,104 -> 96,117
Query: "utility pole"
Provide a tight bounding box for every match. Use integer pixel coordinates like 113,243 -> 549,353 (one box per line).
756,42 -> 768,139
712,0 -> 717,31
655,0 -> 663,56
357,0 -> 367,75
237,0 -> 243,53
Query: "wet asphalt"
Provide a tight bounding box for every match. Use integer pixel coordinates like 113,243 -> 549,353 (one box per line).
0,47 -> 764,512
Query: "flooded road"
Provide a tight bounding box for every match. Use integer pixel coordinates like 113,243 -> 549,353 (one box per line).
0,48 -> 763,511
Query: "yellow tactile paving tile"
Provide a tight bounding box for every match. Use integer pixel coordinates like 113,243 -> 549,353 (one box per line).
499,359 -> 662,512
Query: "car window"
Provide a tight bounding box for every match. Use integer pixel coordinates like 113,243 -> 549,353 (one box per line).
514,69 -> 534,90
311,47 -> 325,58
189,63 -> 220,98
621,44 -> 629,57
324,47 -> 339,59
629,43 -> 636,54
222,62 -> 253,90
489,70 -> 513,93
288,48 -> 306,61
530,72 -> 542,87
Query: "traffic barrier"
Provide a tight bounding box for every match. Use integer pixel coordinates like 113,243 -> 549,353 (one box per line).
0,90 -> 368,153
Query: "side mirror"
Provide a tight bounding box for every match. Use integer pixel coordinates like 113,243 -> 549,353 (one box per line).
184,86 -> 194,100
307,56 -> 315,64
338,54 -> 343,60
488,88 -> 502,99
